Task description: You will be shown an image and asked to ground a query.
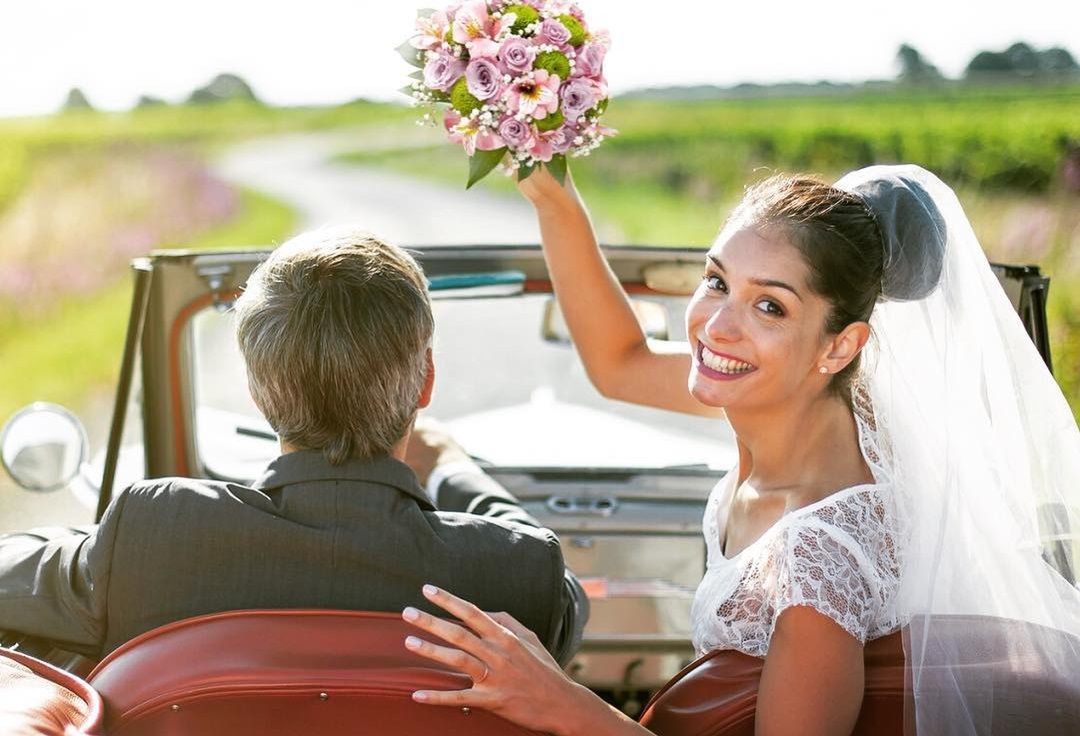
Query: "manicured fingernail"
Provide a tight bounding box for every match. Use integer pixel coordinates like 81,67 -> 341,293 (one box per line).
402,606 -> 419,622
423,584 -> 439,597
413,691 -> 428,702
405,636 -> 421,649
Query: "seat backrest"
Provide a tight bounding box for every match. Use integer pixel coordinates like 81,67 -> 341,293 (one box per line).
0,648 -> 103,736
638,616 -> 1080,736
87,609 -> 541,736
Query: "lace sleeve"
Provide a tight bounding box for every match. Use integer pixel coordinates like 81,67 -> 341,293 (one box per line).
766,520 -> 886,643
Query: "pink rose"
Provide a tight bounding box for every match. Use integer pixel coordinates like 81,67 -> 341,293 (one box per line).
424,51 -> 466,92
498,117 -> 536,151
575,43 -> 606,79
498,37 -> 533,75
537,18 -> 572,48
466,58 -> 502,101
560,78 -> 599,121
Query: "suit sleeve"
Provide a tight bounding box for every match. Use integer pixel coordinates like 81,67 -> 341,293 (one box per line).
0,489 -> 129,657
435,469 -> 544,528
439,471 -> 589,664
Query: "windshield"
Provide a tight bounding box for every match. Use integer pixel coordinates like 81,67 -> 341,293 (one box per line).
191,293 -> 736,482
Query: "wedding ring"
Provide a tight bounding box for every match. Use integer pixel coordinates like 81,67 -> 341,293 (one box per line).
473,665 -> 490,684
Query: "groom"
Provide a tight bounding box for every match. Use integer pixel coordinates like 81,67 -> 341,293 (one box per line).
0,226 -> 585,663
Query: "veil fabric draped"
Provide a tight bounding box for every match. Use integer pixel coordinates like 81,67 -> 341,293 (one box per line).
835,165 -> 1080,735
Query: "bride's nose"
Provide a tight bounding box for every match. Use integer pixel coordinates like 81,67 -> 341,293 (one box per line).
703,301 -> 742,342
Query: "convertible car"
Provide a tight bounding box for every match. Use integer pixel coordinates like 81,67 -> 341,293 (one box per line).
0,244 -> 1067,735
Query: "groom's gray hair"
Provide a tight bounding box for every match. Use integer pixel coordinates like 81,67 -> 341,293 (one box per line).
233,226 -> 433,465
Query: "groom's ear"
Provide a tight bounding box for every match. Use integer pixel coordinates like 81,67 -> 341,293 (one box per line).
820,321 -> 871,374
417,348 -> 435,409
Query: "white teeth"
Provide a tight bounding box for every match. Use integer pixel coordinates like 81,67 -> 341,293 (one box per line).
701,345 -> 753,374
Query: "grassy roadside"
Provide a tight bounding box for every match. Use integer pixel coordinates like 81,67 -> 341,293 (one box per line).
0,188 -> 296,423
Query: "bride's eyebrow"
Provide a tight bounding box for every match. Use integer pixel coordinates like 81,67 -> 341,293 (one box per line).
707,255 -> 803,301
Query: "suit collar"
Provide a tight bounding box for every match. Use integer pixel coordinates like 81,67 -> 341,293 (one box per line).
252,451 -> 434,511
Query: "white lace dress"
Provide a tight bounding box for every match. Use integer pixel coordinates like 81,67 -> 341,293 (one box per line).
690,419 -> 904,658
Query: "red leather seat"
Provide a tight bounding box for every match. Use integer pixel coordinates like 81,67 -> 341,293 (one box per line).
87,609 -> 541,736
638,616 -> 1080,736
0,648 -> 103,736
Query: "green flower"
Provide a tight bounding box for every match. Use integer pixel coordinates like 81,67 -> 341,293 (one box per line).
503,4 -> 540,34
535,110 -> 565,132
534,51 -> 571,81
450,77 -> 482,116
558,14 -> 586,47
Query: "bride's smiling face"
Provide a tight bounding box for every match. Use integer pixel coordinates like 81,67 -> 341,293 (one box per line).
685,226 -> 836,411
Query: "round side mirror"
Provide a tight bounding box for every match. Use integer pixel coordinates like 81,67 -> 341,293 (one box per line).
0,403 -> 89,493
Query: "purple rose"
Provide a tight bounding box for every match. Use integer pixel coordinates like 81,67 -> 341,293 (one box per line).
560,79 -> 598,121
575,43 -> 606,79
424,52 -> 466,92
548,127 -> 574,154
498,117 -> 536,150
466,58 -> 501,101
498,37 -> 533,74
538,18 -> 572,48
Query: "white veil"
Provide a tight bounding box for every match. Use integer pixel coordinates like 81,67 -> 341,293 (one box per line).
835,165 -> 1080,735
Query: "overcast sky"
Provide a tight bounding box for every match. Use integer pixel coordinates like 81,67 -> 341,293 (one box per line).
2,0 -> 1077,117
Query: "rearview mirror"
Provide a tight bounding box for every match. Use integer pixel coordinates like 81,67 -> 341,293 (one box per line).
1,403 -> 89,493
542,298 -> 669,344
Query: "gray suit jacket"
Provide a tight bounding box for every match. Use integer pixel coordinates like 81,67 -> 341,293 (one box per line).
0,452 -> 585,662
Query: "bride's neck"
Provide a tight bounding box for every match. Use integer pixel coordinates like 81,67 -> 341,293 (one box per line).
726,393 -> 867,494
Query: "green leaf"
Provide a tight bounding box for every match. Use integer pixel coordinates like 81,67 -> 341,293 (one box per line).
398,85 -> 418,99
467,147 -> 508,189
517,161 -> 537,182
417,8 -> 438,18
546,154 -> 567,186
396,41 -> 425,69
408,69 -> 425,81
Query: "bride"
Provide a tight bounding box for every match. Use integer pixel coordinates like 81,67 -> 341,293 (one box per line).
400,164 -> 1080,735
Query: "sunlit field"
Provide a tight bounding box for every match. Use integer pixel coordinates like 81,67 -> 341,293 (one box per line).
338,85 -> 1080,419
0,101 -> 412,423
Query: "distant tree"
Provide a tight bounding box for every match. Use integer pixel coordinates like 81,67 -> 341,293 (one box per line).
1038,47 -> 1079,73
62,87 -> 94,111
966,50 -> 1012,76
187,73 -> 260,105
1004,42 -> 1039,75
966,42 -> 1080,78
136,95 -> 167,109
896,44 -> 943,82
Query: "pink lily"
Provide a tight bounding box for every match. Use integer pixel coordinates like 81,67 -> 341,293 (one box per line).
451,0 -> 514,58
444,110 -> 505,156
409,10 -> 451,51
503,69 -> 561,119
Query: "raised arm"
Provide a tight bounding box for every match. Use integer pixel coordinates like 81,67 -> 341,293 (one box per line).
517,169 -> 721,417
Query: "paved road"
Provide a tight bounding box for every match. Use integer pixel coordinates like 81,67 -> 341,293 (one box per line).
214,126 -> 542,244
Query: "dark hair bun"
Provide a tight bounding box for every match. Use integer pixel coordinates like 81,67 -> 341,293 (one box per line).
850,174 -> 947,301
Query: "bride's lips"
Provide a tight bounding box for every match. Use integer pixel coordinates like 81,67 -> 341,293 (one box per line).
695,342 -> 757,382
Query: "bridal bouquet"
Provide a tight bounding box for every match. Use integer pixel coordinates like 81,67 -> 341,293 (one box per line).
400,1 -> 615,188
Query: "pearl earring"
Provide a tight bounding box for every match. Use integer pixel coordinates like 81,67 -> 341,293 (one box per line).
819,366 -> 829,374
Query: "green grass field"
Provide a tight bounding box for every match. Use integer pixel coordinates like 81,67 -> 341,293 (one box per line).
337,86 -> 1080,418
0,188 -> 296,424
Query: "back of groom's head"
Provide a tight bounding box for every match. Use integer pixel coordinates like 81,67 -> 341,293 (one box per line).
233,227 -> 434,465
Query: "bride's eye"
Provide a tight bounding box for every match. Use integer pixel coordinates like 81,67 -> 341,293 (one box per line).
754,299 -> 784,317
703,274 -> 727,292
